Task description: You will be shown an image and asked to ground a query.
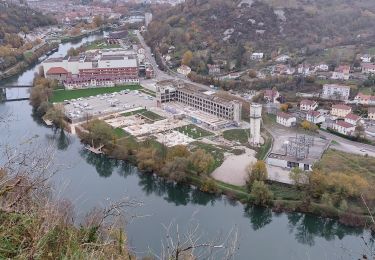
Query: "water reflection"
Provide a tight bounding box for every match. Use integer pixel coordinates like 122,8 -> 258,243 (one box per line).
287,212 -> 364,246
45,130 -> 72,151
80,149 -> 119,178
244,205 -> 272,231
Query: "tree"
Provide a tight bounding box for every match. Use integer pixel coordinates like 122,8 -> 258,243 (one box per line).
20,26 -> 29,38
86,119 -> 113,146
136,147 -> 163,172
161,157 -> 189,182
188,149 -> 214,176
280,103 -> 289,112
246,160 -> 268,190
289,167 -> 308,188
248,70 -> 257,78
300,120 -> 318,132
44,105 -> 65,129
354,124 -> 366,139
181,50 -> 193,66
93,15 -> 103,27
166,145 -> 190,161
251,181 -> 273,206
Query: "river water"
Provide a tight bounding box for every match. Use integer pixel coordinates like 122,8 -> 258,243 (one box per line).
0,32 -> 370,259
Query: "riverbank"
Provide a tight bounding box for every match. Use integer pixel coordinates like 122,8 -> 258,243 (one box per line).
0,42 -> 58,81
67,118 -> 374,230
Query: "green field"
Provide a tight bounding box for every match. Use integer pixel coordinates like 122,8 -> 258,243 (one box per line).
121,109 -> 164,121
51,85 -> 142,102
175,124 -> 214,139
85,40 -> 121,50
223,129 -> 249,144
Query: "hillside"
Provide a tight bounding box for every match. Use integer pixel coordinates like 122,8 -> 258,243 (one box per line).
145,0 -> 375,73
0,1 -> 56,39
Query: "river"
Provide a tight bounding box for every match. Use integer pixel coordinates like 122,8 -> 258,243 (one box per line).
0,32 -> 371,259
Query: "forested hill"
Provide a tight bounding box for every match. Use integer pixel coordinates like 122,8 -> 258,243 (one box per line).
0,2 -> 56,38
145,0 -> 375,71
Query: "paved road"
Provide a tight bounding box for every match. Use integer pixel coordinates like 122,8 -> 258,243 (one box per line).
134,30 -> 211,91
318,130 -> 375,157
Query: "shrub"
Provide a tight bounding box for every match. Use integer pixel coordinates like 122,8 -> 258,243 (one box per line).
250,181 -> 273,206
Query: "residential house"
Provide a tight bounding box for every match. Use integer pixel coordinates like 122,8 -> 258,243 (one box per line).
360,54 -> 372,63
331,65 -> 350,80
354,93 -> 375,105
368,107 -> 375,120
264,89 -> 280,103
177,65 -> 191,76
207,64 -> 220,76
344,113 -> 361,126
276,112 -> 296,127
297,64 -> 310,75
274,64 -> 295,75
306,110 -> 325,124
275,55 -> 290,62
331,104 -> 352,118
361,63 -> 375,74
300,99 -> 318,111
322,84 -> 350,100
316,63 -> 329,71
332,121 -> 355,136
251,52 -> 264,60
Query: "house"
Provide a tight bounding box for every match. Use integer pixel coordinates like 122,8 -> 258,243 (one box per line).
331,104 -> 352,118
322,84 -> 350,100
344,113 -> 361,126
306,110 -> 325,124
177,65 -> 191,76
368,107 -> 375,120
361,63 -> 375,74
207,64 -> 220,76
45,67 -> 70,82
275,55 -> 290,62
332,121 -> 355,136
297,64 -> 310,75
300,99 -> 318,111
276,112 -> 296,127
264,89 -> 280,103
316,63 -> 329,71
360,54 -> 372,63
331,65 -> 350,80
251,52 -> 264,60
274,64 -> 295,75
354,93 -> 375,105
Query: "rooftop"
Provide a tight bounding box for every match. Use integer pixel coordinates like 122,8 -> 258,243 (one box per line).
300,99 -> 317,106
277,111 -> 294,119
345,113 -> 361,121
335,120 -> 354,128
332,104 -> 351,110
46,67 -> 69,75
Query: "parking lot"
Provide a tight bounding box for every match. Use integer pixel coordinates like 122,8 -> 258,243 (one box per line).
64,89 -> 155,123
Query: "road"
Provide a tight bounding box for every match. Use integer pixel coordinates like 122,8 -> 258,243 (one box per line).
134,30 -> 211,90
318,130 -> 375,157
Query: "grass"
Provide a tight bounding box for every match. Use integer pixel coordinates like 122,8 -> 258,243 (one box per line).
113,128 -> 130,138
222,129 -> 249,144
191,141 -> 229,171
175,124 -> 214,139
121,109 -> 164,121
51,85 -> 142,102
317,149 -> 375,180
255,130 -> 273,160
85,40 -> 121,50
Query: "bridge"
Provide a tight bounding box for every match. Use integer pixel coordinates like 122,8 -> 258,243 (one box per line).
0,85 -> 32,89
0,86 -> 30,102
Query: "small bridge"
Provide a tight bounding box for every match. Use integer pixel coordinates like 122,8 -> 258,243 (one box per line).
0,87 -> 30,102
0,85 -> 32,89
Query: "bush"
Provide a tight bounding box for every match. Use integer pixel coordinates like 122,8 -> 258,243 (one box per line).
250,181 -> 273,206
246,160 -> 268,191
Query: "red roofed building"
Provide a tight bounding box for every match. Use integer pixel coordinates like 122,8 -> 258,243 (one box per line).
46,67 -> 70,82
332,120 -> 355,136
331,104 -> 352,117
344,113 -> 361,125
331,65 -> 350,80
362,63 -> 375,74
276,111 -> 296,127
264,89 -> 280,103
300,99 -> 318,111
306,110 -> 325,124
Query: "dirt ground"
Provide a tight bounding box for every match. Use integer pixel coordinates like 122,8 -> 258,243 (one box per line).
211,147 -> 257,186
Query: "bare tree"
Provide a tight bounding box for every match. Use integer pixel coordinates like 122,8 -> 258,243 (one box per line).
155,220 -> 238,260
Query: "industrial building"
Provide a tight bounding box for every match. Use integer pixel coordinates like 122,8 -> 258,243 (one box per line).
156,81 -> 242,127
42,52 -> 139,89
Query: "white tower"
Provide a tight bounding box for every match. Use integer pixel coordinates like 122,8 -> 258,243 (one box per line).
249,103 -> 262,146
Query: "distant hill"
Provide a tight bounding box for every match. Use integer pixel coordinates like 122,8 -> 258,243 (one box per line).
0,2 -> 56,39
145,0 -> 375,73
